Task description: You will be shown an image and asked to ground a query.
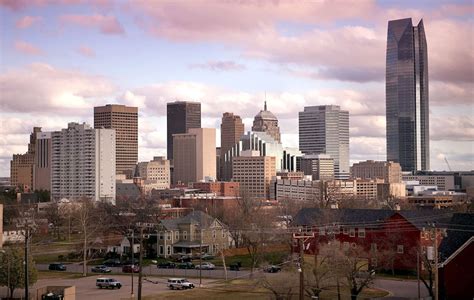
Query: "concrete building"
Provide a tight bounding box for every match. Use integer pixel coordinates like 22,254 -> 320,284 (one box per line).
386,18 -> 429,171
136,156 -> 170,189
298,105 -> 349,179
252,101 -> 281,143
51,123 -> 116,203
221,112 -> 245,155
402,173 -> 455,191
301,154 -> 335,181
173,128 -> 216,184
377,182 -> 407,201
94,104 -> 138,177
34,132 -> 52,191
273,179 -> 322,202
351,160 -> 402,183
167,101 -> 201,161
10,127 -> 41,191
232,150 -> 276,199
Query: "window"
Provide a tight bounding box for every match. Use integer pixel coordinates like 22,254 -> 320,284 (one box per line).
349,228 -> 355,237
358,228 -> 366,238
167,245 -> 171,255
213,230 -> 216,239
397,245 -> 404,254
167,232 -> 171,240
159,245 -> 164,255
351,242 -> 357,249
175,231 -> 179,240
343,228 -> 348,235
371,243 -> 377,252
319,227 -> 326,236
183,231 -> 187,240
343,242 -> 349,249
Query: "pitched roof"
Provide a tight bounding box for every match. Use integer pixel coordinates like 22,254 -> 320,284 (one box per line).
439,213 -> 474,262
292,208 -> 394,228
397,210 -> 453,230
160,210 -> 221,231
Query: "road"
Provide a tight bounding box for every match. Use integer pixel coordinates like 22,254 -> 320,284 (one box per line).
1,274 -> 217,300
372,278 -> 431,300
37,263 -> 257,280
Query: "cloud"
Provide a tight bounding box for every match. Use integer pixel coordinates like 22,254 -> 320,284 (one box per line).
16,16 -> 42,29
431,115 -> 474,141
0,63 -> 116,114
77,45 -> 95,57
1,0 -> 113,11
189,60 -> 245,72
14,40 -> 43,55
60,14 -> 125,35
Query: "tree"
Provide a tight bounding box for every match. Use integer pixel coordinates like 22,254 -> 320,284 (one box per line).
259,272 -> 298,300
44,202 -> 65,239
420,250 -> 435,298
305,242 -> 336,299
337,246 -> 375,300
0,247 -> 38,299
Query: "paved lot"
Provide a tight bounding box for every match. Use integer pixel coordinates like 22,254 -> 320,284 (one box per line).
372,278 -> 431,299
1,274 -> 217,300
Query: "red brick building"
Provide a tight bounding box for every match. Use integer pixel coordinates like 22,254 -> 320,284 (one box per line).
293,208 -> 449,272
192,181 -> 239,197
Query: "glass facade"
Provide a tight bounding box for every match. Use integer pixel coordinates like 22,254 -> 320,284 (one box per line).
386,18 -> 429,172
166,101 -> 201,160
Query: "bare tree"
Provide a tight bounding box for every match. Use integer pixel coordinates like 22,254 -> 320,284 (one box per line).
338,245 -> 375,300
258,272 -> 299,300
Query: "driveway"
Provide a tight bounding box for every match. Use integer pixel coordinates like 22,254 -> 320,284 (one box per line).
372,278 -> 431,299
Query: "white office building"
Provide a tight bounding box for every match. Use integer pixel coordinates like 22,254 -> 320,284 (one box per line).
51,122 -> 116,203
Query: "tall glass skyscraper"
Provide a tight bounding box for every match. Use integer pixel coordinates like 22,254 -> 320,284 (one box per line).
386,18 -> 429,172
299,105 -> 349,179
166,101 -> 201,160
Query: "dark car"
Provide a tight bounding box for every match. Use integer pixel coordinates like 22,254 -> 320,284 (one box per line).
122,264 -> 140,273
177,262 -> 195,269
48,263 -> 66,271
91,265 -> 112,273
103,259 -> 122,267
173,255 -> 192,263
157,261 -> 176,269
201,254 -> 215,260
264,265 -> 282,273
229,262 -> 241,271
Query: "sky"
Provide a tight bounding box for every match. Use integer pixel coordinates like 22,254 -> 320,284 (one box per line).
0,0 -> 473,177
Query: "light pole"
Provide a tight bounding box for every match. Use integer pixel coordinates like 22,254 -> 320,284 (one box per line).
0,250 -> 11,298
128,229 -> 135,299
195,224 -> 202,287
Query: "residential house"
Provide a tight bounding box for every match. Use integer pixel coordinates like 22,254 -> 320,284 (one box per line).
156,211 -> 229,258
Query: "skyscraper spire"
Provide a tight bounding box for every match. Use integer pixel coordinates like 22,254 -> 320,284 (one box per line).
264,100 -> 267,111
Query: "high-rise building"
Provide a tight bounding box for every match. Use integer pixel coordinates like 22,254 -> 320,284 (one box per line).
34,132 -> 52,191
135,156 -> 170,189
252,101 -> 281,143
51,123 -> 116,203
386,18 -> 429,171
232,150 -> 276,199
221,112 -> 245,155
167,101 -> 201,160
301,154 -> 335,181
173,128 -> 216,184
298,105 -> 349,179
10,127 -> 41,191
351,160 -> 402,183
94,104 -> 138,177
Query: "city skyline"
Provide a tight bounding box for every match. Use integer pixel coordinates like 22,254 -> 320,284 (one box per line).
1,1 -> 473,177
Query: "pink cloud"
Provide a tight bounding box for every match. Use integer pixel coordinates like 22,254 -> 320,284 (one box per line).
77,46 -> 95,57
189,60 -> 245,72
14,40 -> 43,55
60,13 -> 125,35
16,16 -> 42,29
1,0 -> 113,10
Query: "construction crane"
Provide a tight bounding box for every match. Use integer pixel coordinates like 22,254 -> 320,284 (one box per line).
444,156 -> 452,171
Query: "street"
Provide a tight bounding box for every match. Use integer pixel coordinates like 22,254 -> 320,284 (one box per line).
372,278 -> 431,300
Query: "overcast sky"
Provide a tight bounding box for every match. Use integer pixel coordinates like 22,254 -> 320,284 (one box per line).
0,0 -> 473,176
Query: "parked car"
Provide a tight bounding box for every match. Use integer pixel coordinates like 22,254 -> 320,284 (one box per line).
195,262 -> 215,270
96,278 -> 122,289
172,255 -> 192,263
177,262 -> 195,269
91,265 -> 112,273
48,263 -> 66,271
201,254 -> 215,260
122,264 -> 140,273
157,261 -> 176,269
167,278 -> 195,290
229,261 -> 242,271
264,265 -> 282,273
103,259 -> 122,267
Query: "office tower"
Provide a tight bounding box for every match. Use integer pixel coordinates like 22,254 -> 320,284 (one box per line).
167,101 -> 201,160
10,127 -> 41,191
94,104 -> 138,177
173,128 -> 216,184
51,123 -> 116,203
298,105 -> 349,179
301,154 -> 335,181
386,18 -> 429,171
34,132 -> 52,191
136,156 -> 170,189
221,112 -> 245,154
232,150 -> 276,199
252,101 -> 281,143
351,160 -> 402,183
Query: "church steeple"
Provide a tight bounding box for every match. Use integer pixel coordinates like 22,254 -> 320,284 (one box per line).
264,101 -> 267,111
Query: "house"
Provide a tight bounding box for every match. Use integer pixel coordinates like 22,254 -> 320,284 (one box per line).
438,213 -> 474,300
156,210 -> 229,258
2,226 -> 25,244
106,236 -> 140,256
292,208 -> 451,272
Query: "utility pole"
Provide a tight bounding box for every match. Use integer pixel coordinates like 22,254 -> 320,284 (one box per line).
299,238 -> 304,300
18,215 -> 36,300
199,226 -> 203,287
433,225 -> 438,300
137,226 -> 144,300
128,229 -> 135,299
417,249 -> 420,300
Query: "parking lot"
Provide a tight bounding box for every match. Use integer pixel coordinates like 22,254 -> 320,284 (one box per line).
2,274 -> 217,300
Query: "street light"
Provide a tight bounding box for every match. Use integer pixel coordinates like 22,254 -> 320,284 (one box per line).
0,250 -> 11,299
194,224 -> 203,288
127,229 -> 135,299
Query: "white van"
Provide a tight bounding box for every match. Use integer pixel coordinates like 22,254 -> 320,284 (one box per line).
167,278 -> 195,290
96,278 -> 122,289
